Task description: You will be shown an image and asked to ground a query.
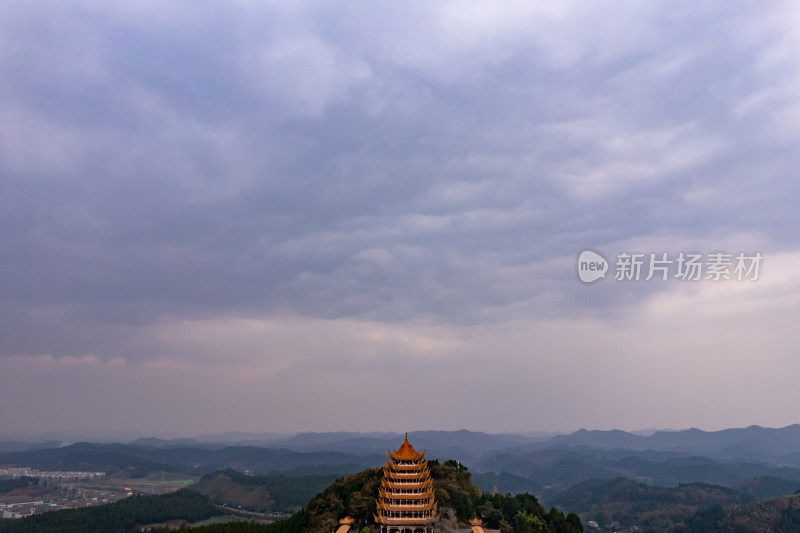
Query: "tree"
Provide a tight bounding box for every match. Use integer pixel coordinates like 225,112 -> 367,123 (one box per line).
515,511 -> 546,533
565,513 -> 583,532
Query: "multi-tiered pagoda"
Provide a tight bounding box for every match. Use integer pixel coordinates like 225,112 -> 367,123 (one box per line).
375,434 -> 437,533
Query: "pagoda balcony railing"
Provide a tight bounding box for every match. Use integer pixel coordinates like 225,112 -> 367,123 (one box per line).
379,517 -> 433,523
380,505 -> 433,511
385,477 -> 428,483
380,513 -> 433,520
377,518 -> 433,525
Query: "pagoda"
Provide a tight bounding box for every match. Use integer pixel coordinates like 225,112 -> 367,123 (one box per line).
375,433 -> 437,533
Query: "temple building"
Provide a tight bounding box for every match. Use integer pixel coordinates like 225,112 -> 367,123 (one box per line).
375,434 -> 437,533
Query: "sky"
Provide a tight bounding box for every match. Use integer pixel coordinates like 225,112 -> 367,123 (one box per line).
1,1 -> 799,441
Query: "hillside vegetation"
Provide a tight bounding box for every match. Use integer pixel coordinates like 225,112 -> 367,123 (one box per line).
682,492 -> 800,532
732,475 -> 800,500
193,469 -> 340,512
550,477 -> 750,531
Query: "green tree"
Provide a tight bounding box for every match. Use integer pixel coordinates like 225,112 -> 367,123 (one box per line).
565,513 -> 582,532
515,511 -> 546,533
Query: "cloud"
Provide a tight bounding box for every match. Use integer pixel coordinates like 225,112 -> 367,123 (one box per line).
3,259 -> 799,438
1,1 -> 799,435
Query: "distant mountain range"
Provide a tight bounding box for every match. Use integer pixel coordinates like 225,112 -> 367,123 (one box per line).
2,425 -> 800,499
119,425 -> 800,465
517,424 -> 800,465
3,426 -> 800,532
0,442 -> 385,476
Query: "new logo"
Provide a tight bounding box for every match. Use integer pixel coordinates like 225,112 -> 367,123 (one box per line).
577,250 -> 608,283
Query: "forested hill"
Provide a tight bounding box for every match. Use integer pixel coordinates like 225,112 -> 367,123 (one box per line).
550,477 -> 750,531
681,491 -> 800,532
190,459 -> 583,533
295,459 -> 582,533
192,468 -> 341,513
0,460 -> 582,533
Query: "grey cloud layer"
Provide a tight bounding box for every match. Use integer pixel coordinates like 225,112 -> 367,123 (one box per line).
2,1 -> 799,361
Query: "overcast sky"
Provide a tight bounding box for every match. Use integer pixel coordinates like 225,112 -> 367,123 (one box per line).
2,1 -> 799,440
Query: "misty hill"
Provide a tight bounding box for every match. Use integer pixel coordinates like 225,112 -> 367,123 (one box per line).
733,475 -> 800,500
0,440 -> 66,453
502,424 -> 800,467
188,425 -> 800,469
195,431 -> 287,444
0,429 -> 554,479
0,442 -> 384,477
682,492 -> 800,532
472,471 -> 539,495
477,447 -> 800,497
130,436 -> 211,448
12,425 -> 797,470
550,477 -> 751,531
4,426 -> 800,503
256,431 -> 398,449
197,430 -> 545,466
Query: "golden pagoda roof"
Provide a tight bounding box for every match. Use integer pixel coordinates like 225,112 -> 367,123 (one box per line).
388,433 -> 426,461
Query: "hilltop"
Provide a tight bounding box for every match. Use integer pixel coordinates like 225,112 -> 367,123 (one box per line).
0,460 -> 582,533
291,459 -> 582,533
189,459 -> 584,533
